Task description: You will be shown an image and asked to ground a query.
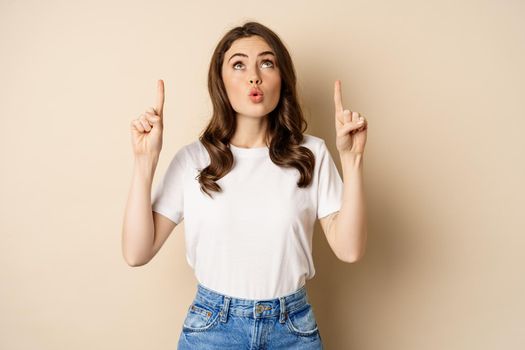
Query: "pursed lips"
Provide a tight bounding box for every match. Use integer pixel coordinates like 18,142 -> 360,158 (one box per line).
248,88 -> 264,96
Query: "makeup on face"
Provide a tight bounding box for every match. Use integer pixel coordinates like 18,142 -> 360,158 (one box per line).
249,95 -> 264,103
248,87 -> 264,103
221,36 -> 281,116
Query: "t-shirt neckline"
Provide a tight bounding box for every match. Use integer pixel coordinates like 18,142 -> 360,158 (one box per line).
229,143 -> 269,157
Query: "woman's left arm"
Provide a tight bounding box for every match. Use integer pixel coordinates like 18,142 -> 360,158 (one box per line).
332,152 -> 367,262
329,80 -> 369,262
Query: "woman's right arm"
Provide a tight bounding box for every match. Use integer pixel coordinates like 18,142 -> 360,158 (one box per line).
122,156 -> 155,266
121,80 -> 176,266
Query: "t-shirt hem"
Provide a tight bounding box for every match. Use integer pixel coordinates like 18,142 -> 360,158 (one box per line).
152,207 -> 183,225
318,206 -> 341,220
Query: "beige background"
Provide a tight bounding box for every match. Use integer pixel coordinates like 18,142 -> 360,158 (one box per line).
1,0 -> 524,349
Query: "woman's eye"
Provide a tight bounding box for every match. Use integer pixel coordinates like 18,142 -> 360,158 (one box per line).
262,59 -> 274,68
232,60 -> 275,70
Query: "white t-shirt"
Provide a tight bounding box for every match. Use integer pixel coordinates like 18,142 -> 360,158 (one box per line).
152,133 -> 343,299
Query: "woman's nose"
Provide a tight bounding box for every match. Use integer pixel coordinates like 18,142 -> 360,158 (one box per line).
249,78 -> 261,85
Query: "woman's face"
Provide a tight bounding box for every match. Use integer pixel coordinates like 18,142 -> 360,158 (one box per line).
221,35 -> 281,119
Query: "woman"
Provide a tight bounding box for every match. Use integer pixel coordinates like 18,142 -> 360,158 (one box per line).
123,21 -> 368,349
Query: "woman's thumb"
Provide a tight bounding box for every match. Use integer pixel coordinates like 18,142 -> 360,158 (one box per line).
146,113 -> 162,125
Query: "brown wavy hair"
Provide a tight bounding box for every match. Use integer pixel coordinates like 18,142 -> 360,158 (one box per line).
197,21 -> 315,198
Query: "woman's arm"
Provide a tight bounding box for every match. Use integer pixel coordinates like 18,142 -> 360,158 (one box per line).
325,80 -> 368,262
334,152 -> 367,262
319,153 -> 367,263
121,155 -> 176,266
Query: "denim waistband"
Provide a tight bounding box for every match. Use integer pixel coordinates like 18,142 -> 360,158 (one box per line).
193,283 -> 310,323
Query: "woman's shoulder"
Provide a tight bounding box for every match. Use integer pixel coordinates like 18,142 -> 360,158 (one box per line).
301,133 -> 327,153
183,138 -> 204,153
179,138 -> 210,165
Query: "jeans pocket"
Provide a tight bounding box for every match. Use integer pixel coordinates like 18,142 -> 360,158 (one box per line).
182,300 -> 221,333
285,303 -> 319,337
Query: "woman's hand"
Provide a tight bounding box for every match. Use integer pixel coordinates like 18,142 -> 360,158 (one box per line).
333,80 -> 368,155
130,79 -> 165,158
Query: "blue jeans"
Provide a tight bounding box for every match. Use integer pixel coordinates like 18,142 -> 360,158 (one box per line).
177,283 -> 323,349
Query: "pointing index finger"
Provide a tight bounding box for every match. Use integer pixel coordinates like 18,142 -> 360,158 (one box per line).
155,79 -> 165,116
334,80 -> 344,115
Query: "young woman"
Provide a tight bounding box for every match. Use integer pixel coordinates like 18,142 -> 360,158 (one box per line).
123,21 -> 368,349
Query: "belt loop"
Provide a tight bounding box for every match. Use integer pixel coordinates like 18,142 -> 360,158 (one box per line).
279,297 -> 287,324
219,296 -> 231,323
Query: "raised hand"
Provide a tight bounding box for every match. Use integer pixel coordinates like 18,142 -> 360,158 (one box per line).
333,80 -> 368,155
130,79 -> 165,158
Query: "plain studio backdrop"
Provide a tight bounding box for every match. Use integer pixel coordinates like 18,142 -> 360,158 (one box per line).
1,0 -> 524,349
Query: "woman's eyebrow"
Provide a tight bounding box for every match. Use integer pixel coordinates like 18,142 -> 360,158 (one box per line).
227,51 -> 275,63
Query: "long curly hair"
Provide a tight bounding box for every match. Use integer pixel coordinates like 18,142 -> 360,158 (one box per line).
197,21 -> 315,198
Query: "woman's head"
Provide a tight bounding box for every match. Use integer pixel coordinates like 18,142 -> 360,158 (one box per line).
198,21 -> 314,197
221,35 -> 281,122
206,22 -> 301,140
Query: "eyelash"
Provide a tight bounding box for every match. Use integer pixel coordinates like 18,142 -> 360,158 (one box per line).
232,59 -> 275,70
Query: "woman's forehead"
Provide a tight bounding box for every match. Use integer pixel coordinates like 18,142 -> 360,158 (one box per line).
226,36 -> 272,55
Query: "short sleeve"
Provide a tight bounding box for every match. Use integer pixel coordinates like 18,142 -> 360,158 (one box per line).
316,140 -> 344,219
151,146 -> 187,224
